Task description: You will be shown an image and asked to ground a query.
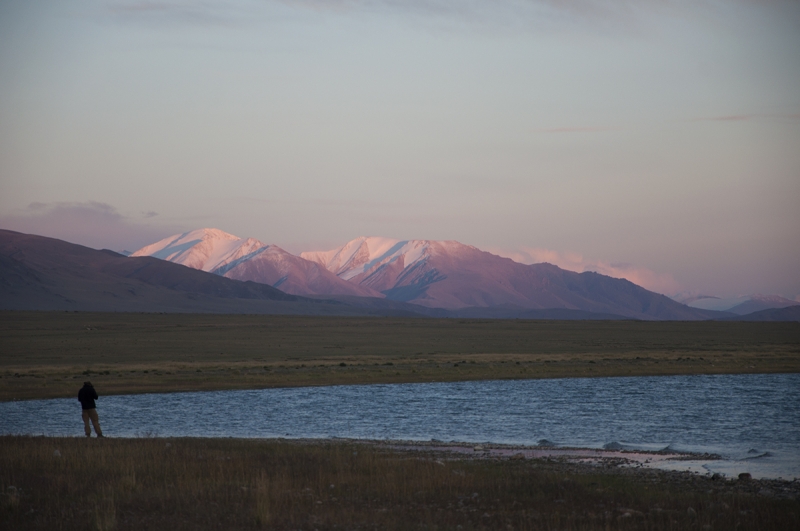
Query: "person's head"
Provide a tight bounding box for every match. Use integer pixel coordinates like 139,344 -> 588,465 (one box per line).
84,381 -> 92,387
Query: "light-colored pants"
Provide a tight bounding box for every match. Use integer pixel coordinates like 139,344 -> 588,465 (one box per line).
82,408 -> 102,437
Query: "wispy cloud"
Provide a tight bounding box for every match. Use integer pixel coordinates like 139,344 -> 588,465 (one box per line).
279,0 -> 685,17
491,246 -> 682,295
0,201 -> 182,253
106,0 -> 259,26
103,0 -> 716,31
111,1 -> 171,13
542,126 -> 621,133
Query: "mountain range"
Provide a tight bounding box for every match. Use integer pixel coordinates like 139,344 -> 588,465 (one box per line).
131,229 -> 381,298
3,228 -> 796,320
0,229 -> 435,316
131,228 -> 726,320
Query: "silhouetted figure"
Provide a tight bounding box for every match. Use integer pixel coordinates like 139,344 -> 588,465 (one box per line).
78,381 -> 103,437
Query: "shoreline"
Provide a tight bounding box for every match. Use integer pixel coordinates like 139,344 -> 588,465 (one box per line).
380,438 -> 798,491
3,435 -> 797,529
5,367 -> 800,404
254,437 -> 800,484
4,375 -> 798,482
375,439 -> 799,483
5,434 -> 799,490
7,431 -> 798,483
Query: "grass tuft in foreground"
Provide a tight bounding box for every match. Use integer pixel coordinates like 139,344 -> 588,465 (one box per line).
1,436 -> 797,530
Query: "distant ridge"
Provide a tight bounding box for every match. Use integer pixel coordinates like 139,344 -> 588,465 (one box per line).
449,307 -> 630,320
685,294 -> 798,315
726,295 -> 799,316
725,305 -> 800,322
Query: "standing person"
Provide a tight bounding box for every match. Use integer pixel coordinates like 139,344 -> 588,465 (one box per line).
78,381 -> 104,438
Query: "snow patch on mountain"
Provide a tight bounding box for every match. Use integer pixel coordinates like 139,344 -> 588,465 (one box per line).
301,237 -> 405,279
301,236 -> 475,282
131,229 -> 383,298
131,228 -> 266,273
130,230 -> 735,318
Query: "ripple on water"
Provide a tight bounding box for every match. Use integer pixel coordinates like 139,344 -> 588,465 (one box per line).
1,373 -> 798,479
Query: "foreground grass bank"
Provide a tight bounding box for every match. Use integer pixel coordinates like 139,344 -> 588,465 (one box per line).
1,436 -> 797,530
2,312 -> 799,401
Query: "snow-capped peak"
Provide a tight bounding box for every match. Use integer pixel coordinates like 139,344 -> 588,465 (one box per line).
301,236 -> 472,281
131,228 -> 267,273
302,237 -> 398,278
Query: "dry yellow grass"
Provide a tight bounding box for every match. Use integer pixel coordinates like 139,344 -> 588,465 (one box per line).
2,311 -> 799,401
1,436 -> 797,530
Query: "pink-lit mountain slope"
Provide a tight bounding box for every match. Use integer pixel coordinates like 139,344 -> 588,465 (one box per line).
302,237 -> 717,320
0,230 -> 431,316
0,229 -> 296,313
131,228 -> 264,272
131,229 -> 380,298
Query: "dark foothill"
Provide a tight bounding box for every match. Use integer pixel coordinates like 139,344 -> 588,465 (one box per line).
739,472 -> 752,481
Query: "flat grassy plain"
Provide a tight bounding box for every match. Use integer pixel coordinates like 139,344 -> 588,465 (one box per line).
1,311 -> 798,401
2,436 -> 798,530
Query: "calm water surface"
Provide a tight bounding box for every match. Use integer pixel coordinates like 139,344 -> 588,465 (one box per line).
2,373 -> 798,479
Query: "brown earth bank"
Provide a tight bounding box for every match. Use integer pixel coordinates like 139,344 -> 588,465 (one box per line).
1,436 -> 798,530
2,312 -> 799,402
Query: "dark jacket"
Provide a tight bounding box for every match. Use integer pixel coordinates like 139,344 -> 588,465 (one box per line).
78,385 -> 98,410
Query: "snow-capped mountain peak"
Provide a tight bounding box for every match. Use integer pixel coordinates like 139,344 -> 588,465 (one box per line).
302,237 -> 410,280
131,228 -> 266,273
131,229 -> 383,298
300,236 -> 475,282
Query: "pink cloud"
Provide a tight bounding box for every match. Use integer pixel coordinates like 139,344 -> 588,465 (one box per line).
491,246 -> 682,295
0,201 -> 183,253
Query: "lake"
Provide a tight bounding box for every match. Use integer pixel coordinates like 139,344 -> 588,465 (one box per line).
2,373 -> 798,479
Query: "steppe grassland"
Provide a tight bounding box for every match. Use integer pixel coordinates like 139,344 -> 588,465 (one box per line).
1,311 -> 798,401
2,436 -> 797,530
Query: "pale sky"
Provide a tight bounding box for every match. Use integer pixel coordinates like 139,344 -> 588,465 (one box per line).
1,0 -> 799,299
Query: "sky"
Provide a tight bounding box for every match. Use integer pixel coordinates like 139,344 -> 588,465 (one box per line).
1,0 -> 799,300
